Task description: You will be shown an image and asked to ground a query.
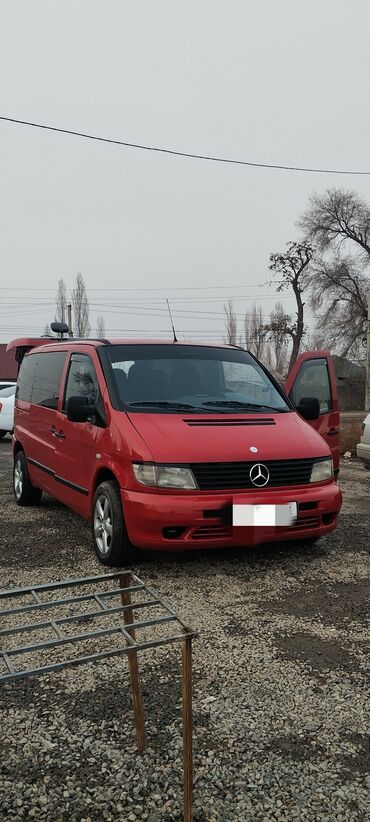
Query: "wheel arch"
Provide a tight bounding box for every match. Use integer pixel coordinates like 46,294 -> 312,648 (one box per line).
14,440 -> 24,456
91,468 -> 122,517
93,466 -> 120,490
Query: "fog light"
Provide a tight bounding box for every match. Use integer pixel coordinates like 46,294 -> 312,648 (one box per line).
162,526 -> 187,539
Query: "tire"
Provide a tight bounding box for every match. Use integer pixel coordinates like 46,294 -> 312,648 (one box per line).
0,430 -> 7,439
13,451 -> 42,506
92,480 -> 137,566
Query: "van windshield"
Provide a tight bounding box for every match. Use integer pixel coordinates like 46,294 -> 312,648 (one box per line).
101,344 -> 291,413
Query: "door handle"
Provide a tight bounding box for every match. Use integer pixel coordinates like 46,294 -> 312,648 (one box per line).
327,427 -> 339,436
49,427 -> 65,440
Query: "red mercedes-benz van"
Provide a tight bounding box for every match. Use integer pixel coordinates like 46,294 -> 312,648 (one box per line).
8,336 -> 341,565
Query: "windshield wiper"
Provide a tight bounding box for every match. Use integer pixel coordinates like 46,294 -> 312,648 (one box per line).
128,400 -> 287,413
202,400 -> 287,412
128,401 -> 207,412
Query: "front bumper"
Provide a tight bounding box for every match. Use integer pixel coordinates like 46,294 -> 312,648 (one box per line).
121,481 -> 342,551
357,442 -> 370,467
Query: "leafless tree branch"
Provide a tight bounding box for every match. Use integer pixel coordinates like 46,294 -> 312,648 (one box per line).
268,241 -> 313,369
71,273 -> 90,337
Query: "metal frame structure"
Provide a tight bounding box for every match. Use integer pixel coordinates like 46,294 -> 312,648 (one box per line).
0,571 -> 197,822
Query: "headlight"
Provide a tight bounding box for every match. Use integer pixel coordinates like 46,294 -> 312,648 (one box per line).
310,457 -> 333,483
132,463 -> 198,489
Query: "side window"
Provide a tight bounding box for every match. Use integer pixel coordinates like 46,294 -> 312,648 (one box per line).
63,355 -> 99,410
16,354 -> 38,402
290,358 -> 332,414
32,352 -> 67,409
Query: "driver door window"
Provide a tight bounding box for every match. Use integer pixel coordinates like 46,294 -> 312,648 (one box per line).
289,358 -> 332,414
63,354 -> 99,411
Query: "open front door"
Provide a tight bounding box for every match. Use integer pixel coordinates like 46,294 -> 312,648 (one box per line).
284,351 -> 340,476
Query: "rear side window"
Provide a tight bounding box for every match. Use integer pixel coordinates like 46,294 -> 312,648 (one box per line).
16,354 -> 38,402
31,352 -> 67,409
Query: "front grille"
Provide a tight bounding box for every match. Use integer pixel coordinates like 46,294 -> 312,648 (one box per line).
190,458 -> 314,490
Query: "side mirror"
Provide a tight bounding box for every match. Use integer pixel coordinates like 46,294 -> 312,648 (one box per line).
296,396 -> 320,421
66,395 -> 96,423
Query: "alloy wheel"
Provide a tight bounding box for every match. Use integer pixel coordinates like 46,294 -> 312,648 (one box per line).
14,460 -> 23,500
94,494 -> 113,555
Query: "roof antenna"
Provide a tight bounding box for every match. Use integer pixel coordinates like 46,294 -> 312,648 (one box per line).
166,298 -> 178,342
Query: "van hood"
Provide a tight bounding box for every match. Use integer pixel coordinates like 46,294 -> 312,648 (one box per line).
127,411 -> 330,463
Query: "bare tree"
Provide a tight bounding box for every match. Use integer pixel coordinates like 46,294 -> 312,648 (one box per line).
224,300 -> 237,345
43,323 -> 51,336
55,278 -> 67,324
298,189 -> 370,359
71,273 -> 90,337
265,301 -> 290,377
306,255 -> 368,359
303,329 -> 327,352
96,315 -> 106,338
244,303 -> 269,362
269,241 -> 313,370
299,188 -> 370,260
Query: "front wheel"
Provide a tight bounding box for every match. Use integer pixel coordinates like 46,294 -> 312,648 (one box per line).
92,481 -> 137,566
0,430 -> 7,439
13,451 -> 42,506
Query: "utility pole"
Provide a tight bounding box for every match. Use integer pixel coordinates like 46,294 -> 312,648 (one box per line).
366,286 -> 370,411
67,303 -> 73,337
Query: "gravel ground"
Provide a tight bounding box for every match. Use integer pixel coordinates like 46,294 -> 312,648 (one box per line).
0,439 -> 369,822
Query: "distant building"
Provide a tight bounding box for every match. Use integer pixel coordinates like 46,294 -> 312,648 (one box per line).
332,355 -> 365,411
0,344 -> 18,381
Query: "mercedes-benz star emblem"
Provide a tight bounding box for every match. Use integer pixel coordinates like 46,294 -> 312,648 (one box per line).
249,463 -> 270,487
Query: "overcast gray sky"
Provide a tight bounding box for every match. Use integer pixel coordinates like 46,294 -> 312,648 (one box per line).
1,0 -> 369,343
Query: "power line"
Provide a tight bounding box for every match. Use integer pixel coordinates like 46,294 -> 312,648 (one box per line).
0,283 -> 279,292
0,327 -> 229,335
0,297 -> 291,307
87,305 -> 281,318
1,115 -> 369,176
0,294 -> 293,302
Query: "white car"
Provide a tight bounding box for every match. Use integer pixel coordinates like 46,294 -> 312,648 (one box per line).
357,413 -> 370,469
0,384 -> 16,438
0,380 -> 16,391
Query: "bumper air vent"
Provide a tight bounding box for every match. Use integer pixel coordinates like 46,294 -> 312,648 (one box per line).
184,418 -> 276,427
299,501 -> 318,511
191,525 -> 232,540
294,516 -> 321,529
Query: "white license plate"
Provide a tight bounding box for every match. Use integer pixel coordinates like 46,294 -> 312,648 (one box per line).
233,501 -> 297,527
